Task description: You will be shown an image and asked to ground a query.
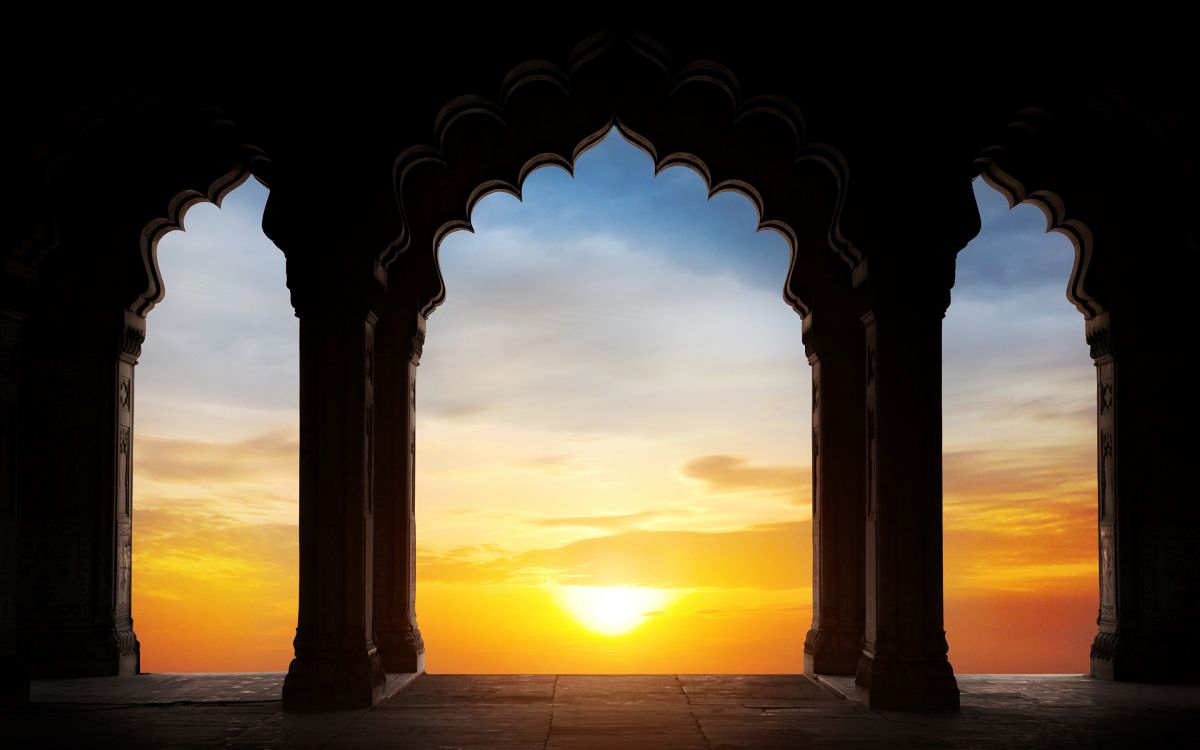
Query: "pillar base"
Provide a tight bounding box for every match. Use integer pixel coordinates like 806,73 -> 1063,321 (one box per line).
804,627 -> 862,676
282,650 -> 387,710
1091,631 -> 1200,683
376,628 -> 425,674
855,653 -> 959,711
23,628 -> 139,678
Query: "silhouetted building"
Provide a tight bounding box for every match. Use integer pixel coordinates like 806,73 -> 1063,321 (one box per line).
2,16 -> 1196,710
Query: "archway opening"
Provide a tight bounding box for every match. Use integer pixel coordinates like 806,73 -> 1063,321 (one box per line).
132,178 -> 299,673
942,179 -> 1097,673
417,129 -> 813,673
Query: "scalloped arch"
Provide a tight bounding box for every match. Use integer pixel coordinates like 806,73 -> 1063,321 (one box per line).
977,158 -> 1102,320
388,30 -> 859,320
131,105 -> 273,318
133,164 -> 266,317
974,107 -> 1108,320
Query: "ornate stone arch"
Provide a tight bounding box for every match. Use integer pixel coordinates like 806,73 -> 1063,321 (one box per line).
975,107 -> 1104,320
131,122 -> 271,318
386,28 -> 859,320
12,98 -> 272,322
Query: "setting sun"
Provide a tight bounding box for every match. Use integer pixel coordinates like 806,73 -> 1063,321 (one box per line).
554,586 -> 677,636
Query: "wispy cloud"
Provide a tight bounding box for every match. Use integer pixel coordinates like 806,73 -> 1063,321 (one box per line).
681,454 -> 809,503
419,521 -> 811,590
136,431 -> 298,484
527,509 -> 693,529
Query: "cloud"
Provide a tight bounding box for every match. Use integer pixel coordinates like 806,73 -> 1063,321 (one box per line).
527,509 -> 691,529
516,454 -> 593,476
681,454 -> 810,503
944,447 -> 1093,499
136,430 -> 298,485
135,506 -> 297,586
941,445 -> 1096,595
419,521 -> 811,590
956,179 -> 1078,299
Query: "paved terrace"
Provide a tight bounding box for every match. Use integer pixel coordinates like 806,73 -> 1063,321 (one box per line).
3,673 -> 1198,748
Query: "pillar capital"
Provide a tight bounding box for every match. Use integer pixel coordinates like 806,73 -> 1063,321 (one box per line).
852,253 -> 958,323
801,304 -> 863,363
286,256 -> 387,322
1085,311 -> 1113,361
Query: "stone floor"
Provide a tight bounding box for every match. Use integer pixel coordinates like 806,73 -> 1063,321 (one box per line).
4,672 -> 1199,748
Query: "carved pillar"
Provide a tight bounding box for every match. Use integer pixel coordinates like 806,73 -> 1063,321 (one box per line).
802,306 -> 866,676
1087,309 -> 1200,681
1,305 -> 27,701
372,292 -> 425,673
1088,312 -> 1122,678
282,273 -> 387,709
853,261 -> 958,710
17,306 -> 141,677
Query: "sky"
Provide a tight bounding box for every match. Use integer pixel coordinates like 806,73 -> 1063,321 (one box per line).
132,131 -> 1096,675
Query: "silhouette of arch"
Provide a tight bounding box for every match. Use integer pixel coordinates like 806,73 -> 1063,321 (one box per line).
388,30 -> 857,320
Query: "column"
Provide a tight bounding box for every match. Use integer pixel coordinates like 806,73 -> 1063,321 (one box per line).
802,305 -> 866,676
1088,311 -> 1123,678
282,280 -> 388,709
17,307 -> 142,677
372,292 -> 426,673
1,306 -> 27,701
1087,308 -> 1200,681
853,262 -> 959,710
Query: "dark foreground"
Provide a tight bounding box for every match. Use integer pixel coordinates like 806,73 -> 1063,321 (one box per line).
4,673 -> 1199,748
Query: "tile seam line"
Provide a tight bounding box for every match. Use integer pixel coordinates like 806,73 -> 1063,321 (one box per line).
677,673 -> 714,750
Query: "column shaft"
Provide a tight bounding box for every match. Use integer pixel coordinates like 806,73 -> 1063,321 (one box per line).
854,289 -> 958,710
1088,310 -> 1200,681
1,308 -> 27,701
282,304 -> 387,709
17,308 -> 141,677
372,302 -> 425,673
803,308 -> 866,676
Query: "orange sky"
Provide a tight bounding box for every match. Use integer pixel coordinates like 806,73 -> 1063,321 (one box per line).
131,135 -> 1097,675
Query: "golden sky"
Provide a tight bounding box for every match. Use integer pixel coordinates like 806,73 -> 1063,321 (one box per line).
132,133 -> 1097,675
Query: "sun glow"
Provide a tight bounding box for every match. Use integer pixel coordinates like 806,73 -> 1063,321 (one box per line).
554,585 -> 677,636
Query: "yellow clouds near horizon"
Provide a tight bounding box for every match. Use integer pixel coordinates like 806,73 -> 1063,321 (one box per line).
417,520 -> 811,591
681,454 -> 811,507
130,420 -> 1096,675
133,505 -> 298,672
133,429 -> 301,672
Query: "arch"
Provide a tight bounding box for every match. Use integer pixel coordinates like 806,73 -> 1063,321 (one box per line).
387,29 -> 859,320
133,109 -> 272,318
974,108 -> 1104,319
134,165 -> 257,318
16,100 -> 272,319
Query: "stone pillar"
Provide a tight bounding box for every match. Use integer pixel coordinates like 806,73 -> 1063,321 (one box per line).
1087,309 -> 1200,681
1,306 -> 28,701
1088,311 -> 1122,679
282,278 -> 387,709
802,306 -> 866,676
372,293 -> 425,674
17,307 -> 142,677
853,262 -> 959,711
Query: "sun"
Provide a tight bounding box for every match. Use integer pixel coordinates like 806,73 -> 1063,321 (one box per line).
554,585 -> 675,636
